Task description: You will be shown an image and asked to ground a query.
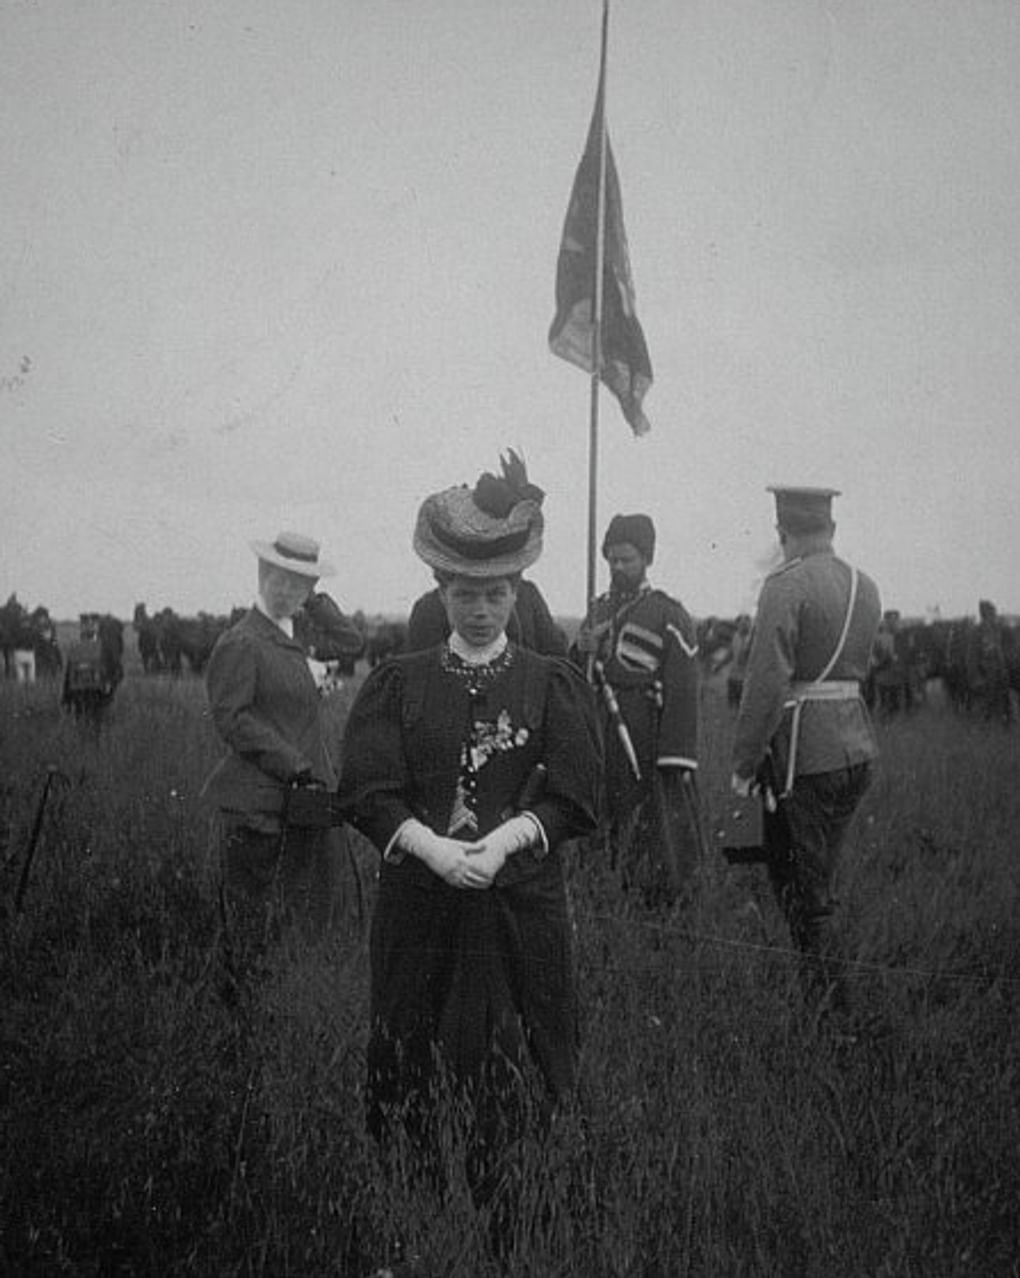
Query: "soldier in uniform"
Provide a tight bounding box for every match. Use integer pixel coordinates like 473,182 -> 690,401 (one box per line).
573,513 -> 701,906
61,612 -> 123,721
732,486 -> 881,1015
966,599 -> 1012,725
869,608 -> 917,717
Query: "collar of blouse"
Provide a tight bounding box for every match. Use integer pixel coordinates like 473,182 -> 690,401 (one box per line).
447,630 -> 508,667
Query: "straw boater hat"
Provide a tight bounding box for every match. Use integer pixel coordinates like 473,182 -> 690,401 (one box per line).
413,449 -> 545,579
250,530 -> 335,578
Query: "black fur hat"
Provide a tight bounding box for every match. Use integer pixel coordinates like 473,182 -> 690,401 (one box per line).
602,513 -> 655,563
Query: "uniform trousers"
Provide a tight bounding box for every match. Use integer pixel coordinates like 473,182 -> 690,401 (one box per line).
763,763 -> 872,1006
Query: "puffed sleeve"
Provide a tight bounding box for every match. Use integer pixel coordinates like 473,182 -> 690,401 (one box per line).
337,660 -> 416,853
206,630 -> 310,782
527,658 -> 602,849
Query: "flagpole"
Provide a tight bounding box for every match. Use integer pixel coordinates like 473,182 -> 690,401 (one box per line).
587,0 -> 610,614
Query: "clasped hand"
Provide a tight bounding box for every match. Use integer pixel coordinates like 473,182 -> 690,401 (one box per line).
400,816 -> 538,889
420,836 -> 504,890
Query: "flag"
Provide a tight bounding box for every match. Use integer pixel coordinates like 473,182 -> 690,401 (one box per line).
549,71 -> 653,436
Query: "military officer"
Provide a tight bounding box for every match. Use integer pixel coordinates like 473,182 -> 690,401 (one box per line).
966,599 -> 1012,725
573,513 -> 701,905
732,486 -> 881,1014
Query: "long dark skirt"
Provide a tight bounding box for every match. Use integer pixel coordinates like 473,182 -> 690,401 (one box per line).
218,819 -> 356,982
366,851 -> 576,1202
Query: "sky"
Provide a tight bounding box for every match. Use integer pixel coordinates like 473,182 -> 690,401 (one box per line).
3,0 -> 1020,625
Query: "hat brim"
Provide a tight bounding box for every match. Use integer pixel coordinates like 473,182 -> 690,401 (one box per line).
412,490 -> 543,579
413,535 -> 542,579
250,540 -> 335,578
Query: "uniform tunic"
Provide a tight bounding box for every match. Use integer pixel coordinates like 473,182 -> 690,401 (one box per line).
575,582 -> 700,898
338,642 -> 601,1142
733,550 -> 880,783
733,548 -> 881,980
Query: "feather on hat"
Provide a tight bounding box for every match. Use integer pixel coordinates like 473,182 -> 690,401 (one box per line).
413,449 -> 545,578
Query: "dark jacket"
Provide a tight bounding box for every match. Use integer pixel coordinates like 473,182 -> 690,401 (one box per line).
339,644 -> 599,860
574,582 -> 700,775
202,608 -> 336,831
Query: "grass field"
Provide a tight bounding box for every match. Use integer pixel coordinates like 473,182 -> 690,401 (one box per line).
1,671 -> 1019,1276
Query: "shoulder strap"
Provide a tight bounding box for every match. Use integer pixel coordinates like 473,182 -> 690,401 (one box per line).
816,566 -> 859,684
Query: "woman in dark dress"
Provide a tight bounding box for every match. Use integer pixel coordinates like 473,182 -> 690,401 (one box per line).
339,459 -> 601,1211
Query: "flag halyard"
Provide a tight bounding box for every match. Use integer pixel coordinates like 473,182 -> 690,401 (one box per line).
549,80 -> 653,436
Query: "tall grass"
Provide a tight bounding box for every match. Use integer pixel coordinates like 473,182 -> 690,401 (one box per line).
1,675 -> 1018,1275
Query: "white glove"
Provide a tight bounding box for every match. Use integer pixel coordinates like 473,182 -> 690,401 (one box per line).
464,815 -> 540,885
474,815 -> 538,858
396,819 -> 484,889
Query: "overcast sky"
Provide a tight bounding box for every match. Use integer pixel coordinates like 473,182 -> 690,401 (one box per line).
3,0 -> 1019,624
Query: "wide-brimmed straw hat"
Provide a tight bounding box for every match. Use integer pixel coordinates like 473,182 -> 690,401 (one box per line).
413,449 -> 545,579
250,530 -> 335,578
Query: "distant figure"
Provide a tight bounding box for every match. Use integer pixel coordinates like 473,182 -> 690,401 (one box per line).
202,531 -> 344,981
61,613 -> 124,720
13,648 -> 36,683
727,614 -> 753,710
133,603 -> 163,674
732,486 -> 881,1018
966,599 -> 1011,725
870,609 -> 911,717
0,594 -> 61,679
572,512 -> 701,907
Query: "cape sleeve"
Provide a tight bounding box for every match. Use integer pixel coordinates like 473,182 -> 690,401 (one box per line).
205,630 -> 310,782
337,660 -> 416,853
527,658 -> 603,848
